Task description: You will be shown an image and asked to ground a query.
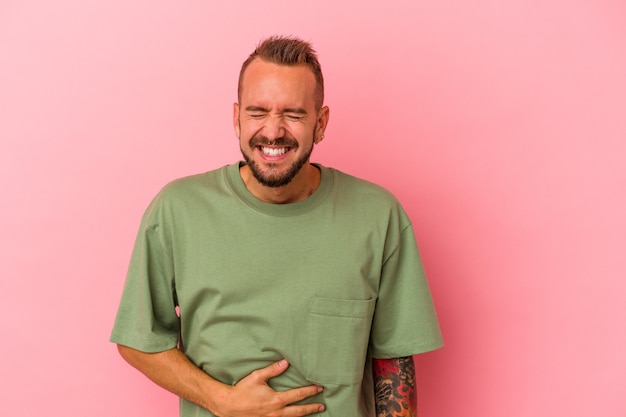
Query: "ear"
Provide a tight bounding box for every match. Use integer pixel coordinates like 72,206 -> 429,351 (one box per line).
233,102 -> 241,139
314,105 -> 330,144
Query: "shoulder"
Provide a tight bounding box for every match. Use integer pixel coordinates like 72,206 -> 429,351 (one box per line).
160,165 -> 228,196
142,165 -> 231,221
321,166 -> 412,229
324,166 -> 401,206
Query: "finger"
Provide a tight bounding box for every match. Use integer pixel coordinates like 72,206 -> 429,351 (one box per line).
251,359 -> 290,382
278,385 -> 324,405
285,403 -> 326,416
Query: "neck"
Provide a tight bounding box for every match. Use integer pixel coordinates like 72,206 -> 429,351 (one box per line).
240,163 -> 321,204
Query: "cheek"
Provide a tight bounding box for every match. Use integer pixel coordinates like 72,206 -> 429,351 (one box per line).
236,124 -> 252,141
287,123 -> 312,137
239,121 -> 262,136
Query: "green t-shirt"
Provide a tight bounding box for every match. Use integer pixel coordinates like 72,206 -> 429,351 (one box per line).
111,163 -> 442,417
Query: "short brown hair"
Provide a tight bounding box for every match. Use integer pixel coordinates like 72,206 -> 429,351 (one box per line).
238,36 -> 324,110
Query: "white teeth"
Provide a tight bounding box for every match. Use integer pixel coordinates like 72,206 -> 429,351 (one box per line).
261,147 -> 288,156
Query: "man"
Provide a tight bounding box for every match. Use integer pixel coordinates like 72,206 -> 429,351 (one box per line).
111,36 -> 443,417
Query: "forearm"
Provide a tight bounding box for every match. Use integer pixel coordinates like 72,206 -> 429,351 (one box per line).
372,356 -> 417,417
117,345 -> 325,417
117,344 -> 227,413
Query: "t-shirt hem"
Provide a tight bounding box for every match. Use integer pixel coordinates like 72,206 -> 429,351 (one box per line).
371,339 -> 444,359
110,331 -> 179,353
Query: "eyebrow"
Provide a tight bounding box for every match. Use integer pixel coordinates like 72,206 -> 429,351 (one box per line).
245,106 -> 269,113
282,107 -> 307,115
244,106 -> 307,115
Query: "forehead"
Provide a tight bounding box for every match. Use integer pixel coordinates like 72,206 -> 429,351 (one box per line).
240,59 -> 317,107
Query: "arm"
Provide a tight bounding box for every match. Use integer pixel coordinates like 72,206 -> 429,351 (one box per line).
117,345 -> 325,417
372,356 -> 417,417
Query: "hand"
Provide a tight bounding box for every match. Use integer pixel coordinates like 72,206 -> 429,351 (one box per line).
215,359 -> 325,417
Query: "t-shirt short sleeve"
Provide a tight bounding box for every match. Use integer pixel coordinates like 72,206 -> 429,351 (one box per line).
110,195 -> 180,352
369,222 -> 443,358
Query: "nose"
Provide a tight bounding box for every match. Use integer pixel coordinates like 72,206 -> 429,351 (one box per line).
263,115 -> 286,140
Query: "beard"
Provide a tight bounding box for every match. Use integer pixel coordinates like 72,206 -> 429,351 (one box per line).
240,125 -> 316,188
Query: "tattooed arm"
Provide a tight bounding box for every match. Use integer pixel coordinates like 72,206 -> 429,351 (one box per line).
373,356 -> 417,417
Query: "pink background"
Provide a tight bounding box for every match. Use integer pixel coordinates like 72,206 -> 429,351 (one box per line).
1,1 -> 625,416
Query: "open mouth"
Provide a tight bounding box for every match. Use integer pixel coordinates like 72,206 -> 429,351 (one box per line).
259,146 -> 290,156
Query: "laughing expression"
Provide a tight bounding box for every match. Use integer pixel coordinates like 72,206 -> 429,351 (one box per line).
234,59 -> 327,189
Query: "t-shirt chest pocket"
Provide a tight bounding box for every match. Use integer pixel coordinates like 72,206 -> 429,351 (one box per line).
305,297 -> 376,386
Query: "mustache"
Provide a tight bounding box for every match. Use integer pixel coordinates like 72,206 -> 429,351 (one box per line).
249,136 -> 299,148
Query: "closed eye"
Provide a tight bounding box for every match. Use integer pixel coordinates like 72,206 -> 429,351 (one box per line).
283,108 -> 307,121
245,106 -> 269,119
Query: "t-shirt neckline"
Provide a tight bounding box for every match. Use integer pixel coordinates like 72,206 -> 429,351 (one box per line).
225,162 -> 334,217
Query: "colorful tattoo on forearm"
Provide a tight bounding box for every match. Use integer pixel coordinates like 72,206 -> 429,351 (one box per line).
373,356 -> 417,417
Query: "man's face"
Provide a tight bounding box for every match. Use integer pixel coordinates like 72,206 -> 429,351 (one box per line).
234,59 -> 327,188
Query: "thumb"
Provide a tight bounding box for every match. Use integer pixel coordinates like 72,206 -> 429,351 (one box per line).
253,359 -> 290,382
